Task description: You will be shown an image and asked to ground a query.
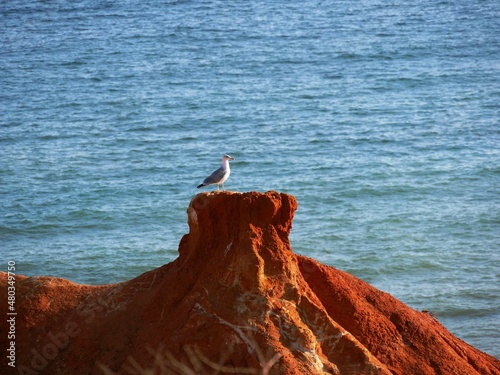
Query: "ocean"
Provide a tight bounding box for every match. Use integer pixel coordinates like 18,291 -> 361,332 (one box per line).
1,0 -> 499,358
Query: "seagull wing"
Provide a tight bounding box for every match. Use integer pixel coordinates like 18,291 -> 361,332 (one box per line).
202,166 -> 227,185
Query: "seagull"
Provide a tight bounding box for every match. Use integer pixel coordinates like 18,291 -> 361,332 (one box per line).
197,154 -> 235,191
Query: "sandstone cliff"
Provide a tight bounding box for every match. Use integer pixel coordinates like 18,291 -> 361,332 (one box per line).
1,191 -> 499,375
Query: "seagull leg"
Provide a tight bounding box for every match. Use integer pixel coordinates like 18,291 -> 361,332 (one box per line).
221,183 -> 225,191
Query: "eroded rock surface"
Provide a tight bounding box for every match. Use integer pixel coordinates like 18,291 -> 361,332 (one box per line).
1,192 -> 499,375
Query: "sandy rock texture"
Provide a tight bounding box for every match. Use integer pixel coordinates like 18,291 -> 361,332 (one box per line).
1,191 -> 499,375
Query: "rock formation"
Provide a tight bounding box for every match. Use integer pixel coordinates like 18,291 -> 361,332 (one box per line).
1,191 -> 499,375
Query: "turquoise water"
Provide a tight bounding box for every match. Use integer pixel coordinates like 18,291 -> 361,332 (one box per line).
1,0 -> 499,358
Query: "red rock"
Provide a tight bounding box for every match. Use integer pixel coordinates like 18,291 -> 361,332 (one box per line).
1,191 -> 499,375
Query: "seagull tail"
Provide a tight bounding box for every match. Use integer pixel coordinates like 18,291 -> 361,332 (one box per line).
197,183 -> 204,188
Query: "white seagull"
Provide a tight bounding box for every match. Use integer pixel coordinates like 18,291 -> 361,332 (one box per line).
197,154 -> 235,191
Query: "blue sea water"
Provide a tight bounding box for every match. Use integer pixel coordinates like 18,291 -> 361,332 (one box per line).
1,0 -> 499,358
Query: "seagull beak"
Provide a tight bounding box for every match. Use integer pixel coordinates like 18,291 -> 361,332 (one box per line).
229,157 -> 235,160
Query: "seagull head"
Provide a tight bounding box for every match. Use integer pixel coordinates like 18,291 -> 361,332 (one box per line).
222,154 -> 235,161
